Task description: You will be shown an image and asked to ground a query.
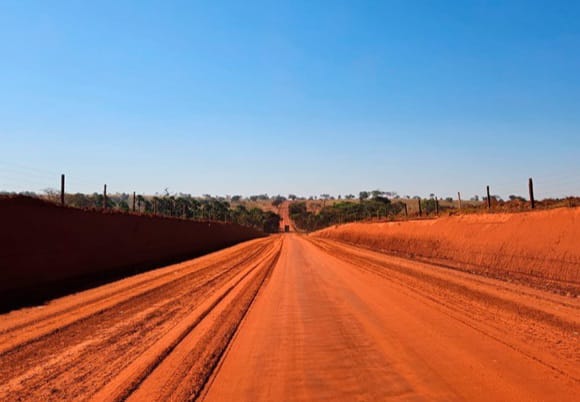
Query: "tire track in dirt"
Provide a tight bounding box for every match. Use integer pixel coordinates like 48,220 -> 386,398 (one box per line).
0,237 -> 281,401
202,234 -> 578,401
2,233 -> 578,401
0,238 -> 270,347
308,237 -> 580,382
0,244 -> 269,384
124,238 -> 282,402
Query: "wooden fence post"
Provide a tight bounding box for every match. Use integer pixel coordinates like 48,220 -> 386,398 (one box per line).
457,192 -> 462,210
435,196 -> 439,215
486,185 -> 491,209
528,177 -> 535,209
404,203 -> 408,217
418,198 -> 422,217
60,174 -> 65,206
103,185 -> 107,209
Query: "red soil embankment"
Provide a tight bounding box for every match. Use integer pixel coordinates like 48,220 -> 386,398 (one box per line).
0,196 -> 264,310
314,208 -> 580,294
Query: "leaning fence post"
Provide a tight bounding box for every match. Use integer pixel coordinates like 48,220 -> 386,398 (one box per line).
457,192 -> 462,210
486,185 -> 491,209
529,177 -> 535,209
404,203 -> 408,217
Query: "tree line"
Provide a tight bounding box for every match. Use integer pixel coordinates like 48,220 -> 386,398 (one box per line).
6,191 -> 281,233
289,195 -> 406,232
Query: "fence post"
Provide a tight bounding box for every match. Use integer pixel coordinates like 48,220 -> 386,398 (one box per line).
103,184 -> 107,209
418,198 -> 422,217
435,196 -> 439,215
132,192 -> 136,212
486,185 -> 491,209
528,177 -> 535,209
457,192 -> 462,210
60,174 -> 65,206
404,203 -> 408,217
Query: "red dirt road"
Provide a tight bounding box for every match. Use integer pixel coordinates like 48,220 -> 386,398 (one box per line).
278,201 -> 295,232
1,234 -> 578,401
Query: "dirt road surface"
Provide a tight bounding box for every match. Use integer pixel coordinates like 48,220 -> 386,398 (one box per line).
1,234 -> 578,401
278,201 -> 295,232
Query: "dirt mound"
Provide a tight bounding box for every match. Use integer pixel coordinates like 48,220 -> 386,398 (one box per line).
314,208 -> 580,294
0,196 -> 264,311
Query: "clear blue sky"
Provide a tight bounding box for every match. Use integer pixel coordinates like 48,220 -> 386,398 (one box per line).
1,0 -> 579,200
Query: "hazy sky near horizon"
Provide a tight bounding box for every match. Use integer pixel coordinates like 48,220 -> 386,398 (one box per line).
1,1 -> 579,199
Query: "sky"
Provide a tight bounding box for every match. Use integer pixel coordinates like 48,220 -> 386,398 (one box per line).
1,0 -> 579,200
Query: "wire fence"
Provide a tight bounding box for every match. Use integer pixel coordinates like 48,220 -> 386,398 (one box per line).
1,160 -> 579,223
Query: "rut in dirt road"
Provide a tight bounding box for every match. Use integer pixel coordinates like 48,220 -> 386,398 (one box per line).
0,237 -> 282,401
202,234 -> 579,402
0,234 -> 578,401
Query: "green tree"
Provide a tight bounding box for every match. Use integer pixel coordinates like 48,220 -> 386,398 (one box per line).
271,195 -> 286,207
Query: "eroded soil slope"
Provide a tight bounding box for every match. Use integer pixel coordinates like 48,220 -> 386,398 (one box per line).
314,208 -> 580,294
